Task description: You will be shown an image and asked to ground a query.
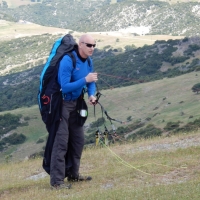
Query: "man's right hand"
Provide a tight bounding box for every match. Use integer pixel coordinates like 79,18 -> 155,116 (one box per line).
85,73 -> 98,83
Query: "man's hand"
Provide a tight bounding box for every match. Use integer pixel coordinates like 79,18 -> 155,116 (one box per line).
85,73 -> 98,83
88,95 -> 97,105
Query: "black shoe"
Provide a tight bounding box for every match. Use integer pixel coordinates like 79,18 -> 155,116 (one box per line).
67,174 -> 92,182
51,183 -> 72,190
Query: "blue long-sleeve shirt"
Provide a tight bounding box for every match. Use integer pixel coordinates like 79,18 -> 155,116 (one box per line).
58,51 -> 96,101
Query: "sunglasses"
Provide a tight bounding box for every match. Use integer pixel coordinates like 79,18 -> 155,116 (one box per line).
82,42 -> 96,48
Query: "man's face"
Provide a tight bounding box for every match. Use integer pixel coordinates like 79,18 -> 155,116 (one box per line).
79,37 -> 96,58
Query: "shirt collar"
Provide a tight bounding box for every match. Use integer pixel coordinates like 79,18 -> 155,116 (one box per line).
75,48 -> 87,62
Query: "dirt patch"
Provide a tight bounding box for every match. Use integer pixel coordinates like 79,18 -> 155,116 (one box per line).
127,134 -> 200,153
6,0 -> 37,8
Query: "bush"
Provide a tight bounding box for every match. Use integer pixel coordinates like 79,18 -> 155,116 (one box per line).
127,124 -> 162,140
173,118 -> 200,133
182,37 -> 189,42
127,116 -> 132,121
84,132 -> 96,145
24,116 -> 30,121
191,83 -> 200,94
0,141 -> 5,151
3,133 -> 26,145
124,44 -> 136,52
36,138 -> 44,144
0,113 -> 23,136
29,151 -> 44,159
90,118 -> 105,128
164,121 -> 181,131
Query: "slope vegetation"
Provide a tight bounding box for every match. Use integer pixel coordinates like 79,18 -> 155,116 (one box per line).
1,35 -> 200,112
1,71 -> 200,161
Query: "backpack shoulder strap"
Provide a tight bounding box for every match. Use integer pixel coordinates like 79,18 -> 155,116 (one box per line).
66,52 -> 76,68
87,57 -> 92,67
66,52 -> 91,69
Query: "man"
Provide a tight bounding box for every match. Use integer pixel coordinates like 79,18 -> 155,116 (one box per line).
50,34 -> 98,189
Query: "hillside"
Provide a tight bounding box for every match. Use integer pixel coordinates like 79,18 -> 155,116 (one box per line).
1,1 -> 200,36
0,131 -> 200,199
2,34 -> 200,112
0,19 -> 183,76
76,1 -> 200,36
1,71 -> 200,162
3,0 -> 200,8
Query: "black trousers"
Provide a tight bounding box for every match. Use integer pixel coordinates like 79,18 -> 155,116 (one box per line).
50,100 -> 84,186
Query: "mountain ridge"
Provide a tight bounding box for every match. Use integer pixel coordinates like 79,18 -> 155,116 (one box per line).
1,1 -> 200,36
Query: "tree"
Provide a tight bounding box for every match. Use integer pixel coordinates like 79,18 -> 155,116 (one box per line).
2,1 -> 8,8
124,44 -> 136,52
127,116 -> 132,121
192,83 -> 200,94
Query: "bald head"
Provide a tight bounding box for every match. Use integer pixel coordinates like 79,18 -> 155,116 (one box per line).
78,34 -> 96,58
79,34 -> 95,44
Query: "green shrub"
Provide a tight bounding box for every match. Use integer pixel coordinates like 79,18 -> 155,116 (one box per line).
0,113 -> 24,136
90,118 -> 105,128
191,83 -> 200,94
164,121 -> 181,131
24,116 -> 30,121
128,124 -> 162,140
174,118 -> 200,133
36,138 -> 44,144
3,133 -> 26,145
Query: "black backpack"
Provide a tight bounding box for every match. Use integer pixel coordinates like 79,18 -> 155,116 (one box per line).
37,34 -> 90,175
38,34 -> 91,126
38,34 -> 77,125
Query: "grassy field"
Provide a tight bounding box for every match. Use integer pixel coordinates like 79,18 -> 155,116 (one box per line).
0,105 -> 47,162
91,71 -> 200,129
0,131 -> 199,200
0,17 -> 200,199
0,20 -> 184,49
0,71 -> 200,162
1,2 -> 199,198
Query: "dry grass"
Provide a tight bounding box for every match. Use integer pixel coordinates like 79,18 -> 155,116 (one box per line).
74,31 -> 184,49
0,132 -> 200,200
0,20 -> 184,49
3,0 -> 37,8
0,20 -> 69,41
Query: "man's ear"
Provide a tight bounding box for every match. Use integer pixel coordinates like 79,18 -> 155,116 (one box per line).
79,42 -> 83,49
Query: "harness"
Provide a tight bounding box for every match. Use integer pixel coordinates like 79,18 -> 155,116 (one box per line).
93,84 -> 127,146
